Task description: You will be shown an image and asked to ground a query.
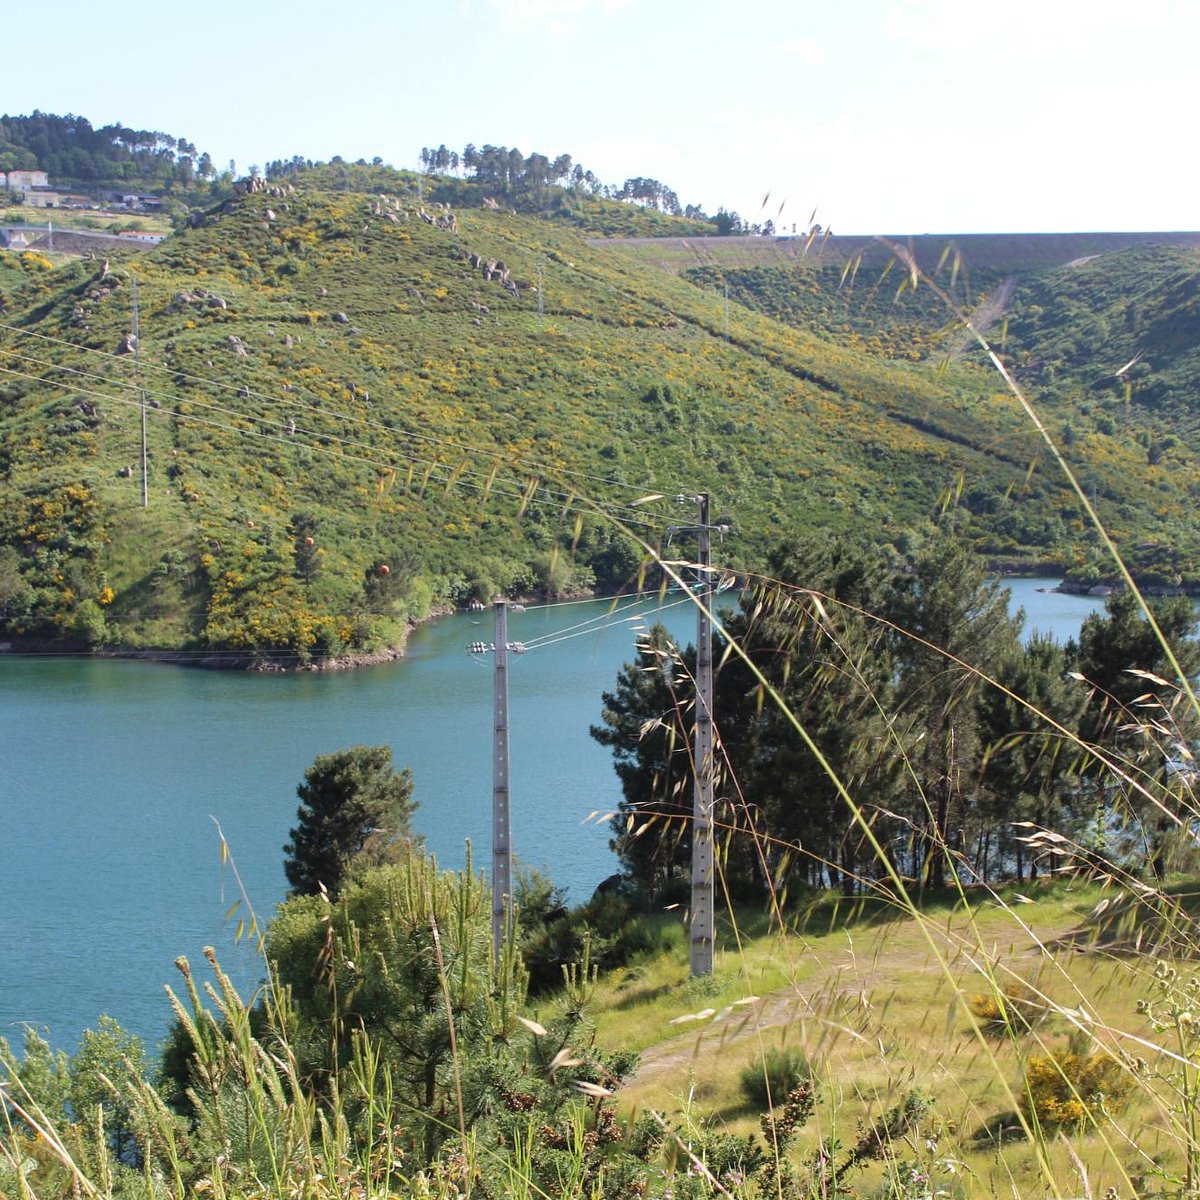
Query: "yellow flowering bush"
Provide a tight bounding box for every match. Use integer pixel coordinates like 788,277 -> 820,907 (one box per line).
967,978 -> 1042,1035
1020,1045 -> 1132,1131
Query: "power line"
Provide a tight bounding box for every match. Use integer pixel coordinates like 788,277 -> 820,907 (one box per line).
0,360 -> 663,533
519,593 -> 668,647
0,318 -> 690,504
518,594 -> 696,654
130,278 -> 147,508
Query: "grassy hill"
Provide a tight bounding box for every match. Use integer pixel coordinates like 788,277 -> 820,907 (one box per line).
2,165 -> 1198,658
571,876 -> 1199,1199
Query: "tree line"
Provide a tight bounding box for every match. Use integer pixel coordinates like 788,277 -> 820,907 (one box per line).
417,140 -> 765,231
0,111 -> 212,185
592,528 -> 1200,898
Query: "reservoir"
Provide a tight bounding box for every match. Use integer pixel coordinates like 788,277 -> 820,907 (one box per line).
0,580 -> 1129,1051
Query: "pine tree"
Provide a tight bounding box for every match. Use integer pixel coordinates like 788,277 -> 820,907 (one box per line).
590,624 -> 696,888
283,745 -> 417,898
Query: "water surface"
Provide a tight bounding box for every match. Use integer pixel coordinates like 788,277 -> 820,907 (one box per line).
0,581 -> 1115,1050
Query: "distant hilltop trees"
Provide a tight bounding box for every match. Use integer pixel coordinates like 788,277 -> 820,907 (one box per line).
0,111 -> 212,185
267,141 -> 763,234
419,141 -> 738,227
1,112 -> 767,234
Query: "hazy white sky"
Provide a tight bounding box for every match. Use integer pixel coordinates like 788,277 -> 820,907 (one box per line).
7,0 -> 1197,233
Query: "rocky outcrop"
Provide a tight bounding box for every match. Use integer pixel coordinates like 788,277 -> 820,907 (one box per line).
168,288 -> 229,312
232,177 -> 294,198
416,202 -> 458,231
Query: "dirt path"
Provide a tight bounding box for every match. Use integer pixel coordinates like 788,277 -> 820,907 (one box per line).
623,903 -> 1087,1099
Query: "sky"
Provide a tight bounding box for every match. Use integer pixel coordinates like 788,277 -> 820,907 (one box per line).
6,0 -> 1198,234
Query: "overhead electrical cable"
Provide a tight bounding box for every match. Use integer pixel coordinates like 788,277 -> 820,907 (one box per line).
0,318 -> 690,504
0,348 -> 666,530
516,593 -> 672,650
519,594 -> 697,654
0,360 -> 662,532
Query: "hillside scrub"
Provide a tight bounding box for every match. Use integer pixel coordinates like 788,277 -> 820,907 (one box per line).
4,166 -> 1199,659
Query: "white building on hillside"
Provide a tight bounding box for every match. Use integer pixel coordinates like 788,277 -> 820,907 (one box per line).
2,170 -> 50,192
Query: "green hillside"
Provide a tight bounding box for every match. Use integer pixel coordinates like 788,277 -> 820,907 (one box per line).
1,164 -> 1198,659
673,238 -> 1200,591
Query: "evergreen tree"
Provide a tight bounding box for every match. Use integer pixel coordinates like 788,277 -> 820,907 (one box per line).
1075,590 -> 1200,749
267,851 -> 636,1166
722,536 -> 902,894
283,745 -> 417,898
590,624 -> 697,888
886,533 -> 1023,888
1073,590 -> 1200,875
974,632 -> 1087,880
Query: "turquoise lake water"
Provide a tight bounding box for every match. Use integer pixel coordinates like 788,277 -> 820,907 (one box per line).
0,580 -> 1114,1051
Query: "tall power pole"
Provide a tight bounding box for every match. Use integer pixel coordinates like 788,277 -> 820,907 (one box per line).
491,599 -> 512,963
667,494 -> 723,976
468,602 -> 526,964
132,279 -> 148,508
691,493 -> 715,975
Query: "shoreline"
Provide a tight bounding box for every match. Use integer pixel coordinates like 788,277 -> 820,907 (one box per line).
0,620 -> 425,673
0,591 -> 600,672
6,577 -> 1195,670
0,639 -> 413,672
102,640 -> 414,672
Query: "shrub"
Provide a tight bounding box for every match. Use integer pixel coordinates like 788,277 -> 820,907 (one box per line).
72,597 -> 107,647
740,1045 -> 816,1111
968,977 -> 1043,1036
520,891 -> 674,996
1020,1041 -> 1133,1131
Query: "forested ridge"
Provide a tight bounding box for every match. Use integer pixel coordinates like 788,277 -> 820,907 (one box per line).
0,112 -> 209,185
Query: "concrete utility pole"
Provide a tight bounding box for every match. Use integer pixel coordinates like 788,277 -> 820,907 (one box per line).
492,598 -> 512,962
691,493 -> 715,976
668,493 -> 722,976
467,602 -> 527,965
